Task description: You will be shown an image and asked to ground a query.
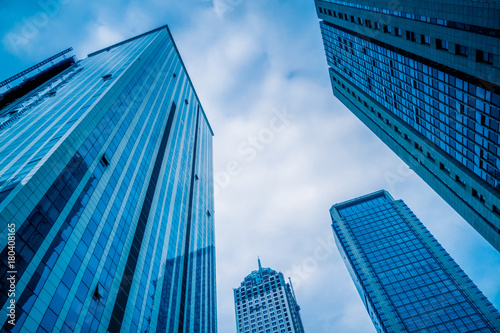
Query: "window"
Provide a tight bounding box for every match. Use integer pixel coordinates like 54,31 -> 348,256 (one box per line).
426,152 -> 435,162
440,162 -> 450,174
421,35 -> 430,45
374,22 -> 381,30
319,7 -> 323,13
365,20 -> 372,28
102,74 -> 112,81
328,9 -> 332,16
100,154 -> 109,167
472,188 -> 486,203
480,194 -> 486,203
414,142 -> 423,152
406,31 -> 416,41
493,205 -> 500,216
458,103 -> 465,114
455,175 -> 466,187
394,27 -> 402,37
383,25 -> 391,33
93,285 -> 102,301
350,15 -> 355,23
480,114 -> 486,126
476,50 -> 493,64
436,39 -> 448,50
456,44 -> 468,56
357,17 -> 364,25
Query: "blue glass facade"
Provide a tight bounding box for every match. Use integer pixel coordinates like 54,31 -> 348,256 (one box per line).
234,261 -> 305,333
316,0 -> 500,251
0,25 -> 216,332
330,190 -> 500,332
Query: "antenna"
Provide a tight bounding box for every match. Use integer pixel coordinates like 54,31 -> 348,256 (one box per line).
288,277 -> 298,302
258,257 -> 262,270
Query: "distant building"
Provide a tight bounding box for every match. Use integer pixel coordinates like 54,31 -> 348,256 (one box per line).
315,0 -> 500,251
234,259 -> 305,333
0,25 -> 216,332
330,190 -> 500,332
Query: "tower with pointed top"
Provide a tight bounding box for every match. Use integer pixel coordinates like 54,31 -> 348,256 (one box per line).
233,261 -> 305,333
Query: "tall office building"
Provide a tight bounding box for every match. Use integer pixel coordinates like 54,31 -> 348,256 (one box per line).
0,25 -> 216,332
315,0 -> 500,251
233,260 -> 305,333
330,190 -> 500,332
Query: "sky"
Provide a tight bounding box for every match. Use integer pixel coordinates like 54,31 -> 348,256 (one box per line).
1,1 -> 500,332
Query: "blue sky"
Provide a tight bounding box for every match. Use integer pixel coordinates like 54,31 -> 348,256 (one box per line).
1,1 -> 500,332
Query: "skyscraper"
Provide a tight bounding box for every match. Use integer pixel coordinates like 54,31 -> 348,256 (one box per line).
0,25 -> 216,332
330,190 -> 500,332
233,260 -> 305,333
315,0 -> 500,251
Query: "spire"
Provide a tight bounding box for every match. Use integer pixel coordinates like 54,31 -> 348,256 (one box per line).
288,277 -> 300,310
288,277 -> 296,300
258,257 -> 262,270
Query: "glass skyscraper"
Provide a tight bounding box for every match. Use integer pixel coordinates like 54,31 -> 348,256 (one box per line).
233,260 -> 305,333
315,0 -> 500,251
330,190 -> 500,332
0,25 -> 216,332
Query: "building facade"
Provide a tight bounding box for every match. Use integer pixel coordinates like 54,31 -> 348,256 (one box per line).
0,25 -> 216,332
330,190 -> 500,332
315,0 -> 500,251
234,260 -> 305,333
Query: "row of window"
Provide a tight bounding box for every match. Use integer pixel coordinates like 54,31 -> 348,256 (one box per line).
236,285 -> 282,301
326,20 -> 500,183
332,75 -> 500,228
318,7 -> 495,64
327,26 -> 500,190
318,0 -> 500,38
239,325 -> 292,333
238,309 -> 292,333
